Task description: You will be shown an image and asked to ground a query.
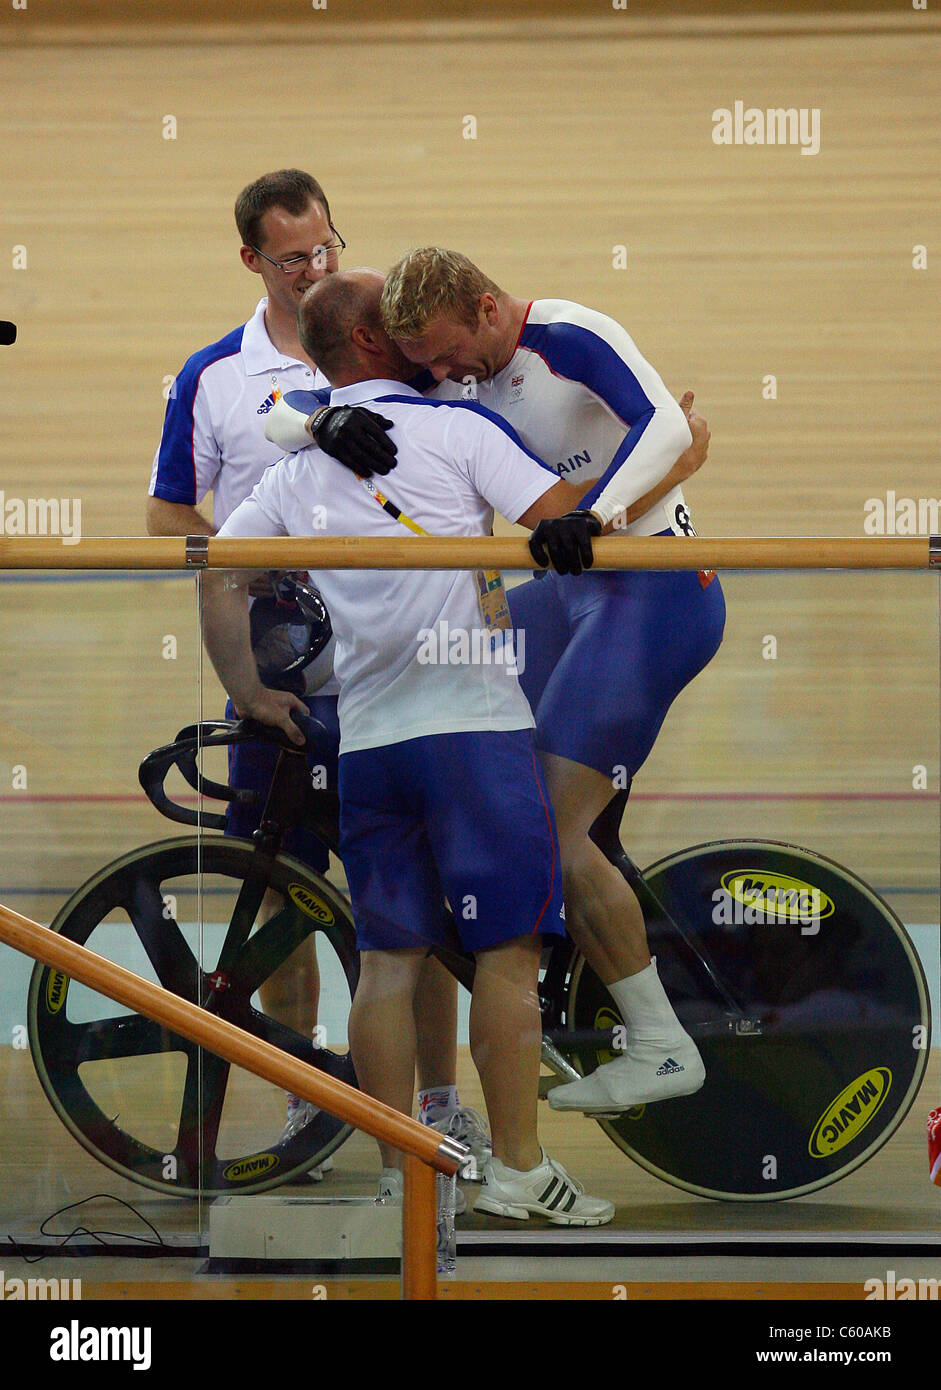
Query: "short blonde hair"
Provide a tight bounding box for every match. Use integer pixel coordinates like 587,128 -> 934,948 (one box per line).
380,247 -> 502,341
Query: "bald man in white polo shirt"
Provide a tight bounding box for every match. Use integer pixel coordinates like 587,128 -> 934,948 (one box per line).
202,268 -> 614,1225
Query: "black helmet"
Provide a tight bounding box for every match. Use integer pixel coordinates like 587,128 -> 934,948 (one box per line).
249,574 -> 333,695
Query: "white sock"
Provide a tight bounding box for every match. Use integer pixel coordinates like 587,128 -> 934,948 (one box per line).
605,958 -> 686,1046
418,1085 -> 460,1125
495,1148 -> 545,1177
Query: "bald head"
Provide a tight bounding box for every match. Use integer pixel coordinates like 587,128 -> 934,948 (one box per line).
298,268 -> 411,385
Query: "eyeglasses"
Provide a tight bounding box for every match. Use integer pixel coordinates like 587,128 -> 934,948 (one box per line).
250,229 -> 346,275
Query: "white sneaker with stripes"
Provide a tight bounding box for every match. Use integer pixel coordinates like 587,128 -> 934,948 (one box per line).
278,1098 -> 334,1180
474,1150 -> 614,1226
428,1107 -> 492,1180
377,1167 -> 403,1202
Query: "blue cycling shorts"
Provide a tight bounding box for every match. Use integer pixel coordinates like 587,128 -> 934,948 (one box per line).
506,538 -> 725,780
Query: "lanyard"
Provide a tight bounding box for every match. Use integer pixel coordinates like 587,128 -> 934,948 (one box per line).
356,475 -> 511,631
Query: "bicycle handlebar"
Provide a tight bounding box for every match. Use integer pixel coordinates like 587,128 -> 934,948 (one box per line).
138,714 -> 327,830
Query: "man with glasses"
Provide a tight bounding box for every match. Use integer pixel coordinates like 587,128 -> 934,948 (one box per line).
148,169 -> 343,546
146,169 -> 343,1156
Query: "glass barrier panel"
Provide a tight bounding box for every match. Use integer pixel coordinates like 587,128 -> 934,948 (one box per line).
0,564 -> 935,1308
0,571 -> 204,1280
194,556 -> 934,1289
195,563 -> 940,1270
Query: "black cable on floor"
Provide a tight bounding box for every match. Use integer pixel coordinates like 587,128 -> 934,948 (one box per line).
4,1193 -> 170,1262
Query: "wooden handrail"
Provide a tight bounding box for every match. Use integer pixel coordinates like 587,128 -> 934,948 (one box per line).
0,900 -> 461,1299
0,534 -> 935,571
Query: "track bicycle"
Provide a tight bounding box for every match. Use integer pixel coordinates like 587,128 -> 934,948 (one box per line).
27,717 -> 931,1202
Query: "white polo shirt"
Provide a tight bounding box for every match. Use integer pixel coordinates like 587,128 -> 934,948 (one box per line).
149,297 -> 329,529
217,378 -> 559,754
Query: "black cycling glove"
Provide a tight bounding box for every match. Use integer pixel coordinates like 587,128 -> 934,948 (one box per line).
528,510 -> 603,576
311,405 -> 397,477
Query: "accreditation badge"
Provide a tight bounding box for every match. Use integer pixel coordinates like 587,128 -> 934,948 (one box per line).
476,569 -> 511,630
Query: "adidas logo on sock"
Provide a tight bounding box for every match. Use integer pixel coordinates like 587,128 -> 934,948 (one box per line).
655,1058 -> 685,1076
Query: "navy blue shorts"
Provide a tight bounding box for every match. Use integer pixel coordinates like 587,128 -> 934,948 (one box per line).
507,540 -> 725,781
338,729 -> 566,953
225,693 -> 340,874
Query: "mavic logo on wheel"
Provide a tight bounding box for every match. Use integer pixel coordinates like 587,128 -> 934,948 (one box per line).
288,883 -> 335,927
808,1069 -> 892,1158
222,1153 -> 279,1182
714,871 -> 834,934
45,971 -> 69,1014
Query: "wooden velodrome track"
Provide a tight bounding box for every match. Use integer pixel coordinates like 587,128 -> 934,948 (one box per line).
0,3 -> 938,1286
